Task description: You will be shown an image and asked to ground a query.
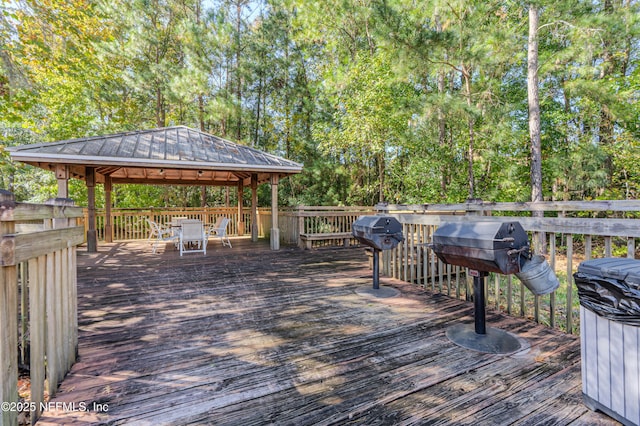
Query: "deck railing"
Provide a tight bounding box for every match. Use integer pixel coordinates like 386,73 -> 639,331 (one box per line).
0,191 -> 85,425
279,206 -> 374,247
377,200 -> 640,335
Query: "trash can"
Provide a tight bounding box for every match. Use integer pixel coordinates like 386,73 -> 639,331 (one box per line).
574,258 -> 640,426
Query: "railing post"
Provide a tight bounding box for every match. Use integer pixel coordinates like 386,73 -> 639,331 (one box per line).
464,199 -> 483,301
45,198 -> 78,362
270,175 -> 279,250
86,167 -> 97,252
237,181 -> 245,236
297,206 -> 305,249
374,204 -> 388,276
45,197 -> 75,228
532,204 -> 547,255
105,175 -> 113,243
251,174 -> 258,242
0,190 -> 18,426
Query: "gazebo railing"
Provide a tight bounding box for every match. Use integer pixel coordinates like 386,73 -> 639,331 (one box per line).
85,207 -> 273,242
84,206 -> 374,248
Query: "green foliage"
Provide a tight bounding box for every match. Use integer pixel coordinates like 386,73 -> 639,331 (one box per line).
0,0 -> 638,207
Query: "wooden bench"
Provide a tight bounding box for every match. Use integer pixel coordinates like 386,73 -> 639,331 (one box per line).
299,232 -> 354,250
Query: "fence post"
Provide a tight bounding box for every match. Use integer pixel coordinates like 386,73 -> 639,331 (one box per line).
45,197 -> 75,228
0,190 -> 18,426
296,206 -> 305,249
464,199 -> 483,300
532,205 -> 547,255
86,167 -> 97,252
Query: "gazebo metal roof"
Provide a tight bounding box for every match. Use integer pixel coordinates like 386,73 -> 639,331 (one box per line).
8,126 -> 303,186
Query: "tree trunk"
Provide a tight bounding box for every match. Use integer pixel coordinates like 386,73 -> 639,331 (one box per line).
528,5 -> 545,253
198,94 -> 205,131
378,152 -> 385,203
284,30 -> 291,158
222,59 -> 230,137
435,10 -> 448,197
560,75 -> 571,201
528,5 -> 542,203
598,0 -> 615,188
156,86 -> 164,128
462,67 -> 475,200
254,74 -> 262,147
235,2 -> 243,142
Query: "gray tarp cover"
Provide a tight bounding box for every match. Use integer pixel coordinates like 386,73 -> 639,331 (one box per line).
574,258 -> 640,326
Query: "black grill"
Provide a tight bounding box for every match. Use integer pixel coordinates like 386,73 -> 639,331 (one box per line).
352,216 -> 404,251
431,221 -> 530,274
352,215 -> 404,291
429,221 -> 531,354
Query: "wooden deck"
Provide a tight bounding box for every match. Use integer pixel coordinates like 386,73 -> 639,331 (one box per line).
37,238 -> 619,425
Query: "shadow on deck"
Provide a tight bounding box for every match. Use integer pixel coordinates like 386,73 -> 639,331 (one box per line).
38,238 -> 618,425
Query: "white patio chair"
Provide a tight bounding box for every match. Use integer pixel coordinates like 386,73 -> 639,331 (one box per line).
206,217 -> 232,248
146,218 -> 178,254
179,219 -> 207,256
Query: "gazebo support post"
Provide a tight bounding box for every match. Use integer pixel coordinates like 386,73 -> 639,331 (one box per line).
251,174 -> 258,242
55,164 -> 69,198
270,174 -> 279,250
237,181 -> 244,236
86,167 -> 97,252
104,175 -> 113,243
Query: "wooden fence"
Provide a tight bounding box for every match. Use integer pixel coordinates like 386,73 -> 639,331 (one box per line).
377,200 -> 640,335
0,191 -> 85,426
280,206 -> 374,247
85,206 -> 273,242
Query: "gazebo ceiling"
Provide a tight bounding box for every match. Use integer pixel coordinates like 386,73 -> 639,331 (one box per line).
8,126 -> 303,186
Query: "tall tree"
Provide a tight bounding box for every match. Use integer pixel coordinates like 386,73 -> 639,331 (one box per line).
102,0 -> 191,128
528,4 -> 542,203
315,52 -> 412,203
9,0 -> 120,139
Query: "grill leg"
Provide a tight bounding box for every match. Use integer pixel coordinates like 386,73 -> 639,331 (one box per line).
473,274 -> 486,335
372,249 -> 380,290
446,270 -> 522,353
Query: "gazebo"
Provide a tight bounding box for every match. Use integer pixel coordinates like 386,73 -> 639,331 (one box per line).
8,126 -> 303,251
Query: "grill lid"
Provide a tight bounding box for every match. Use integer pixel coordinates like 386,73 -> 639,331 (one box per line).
352,215 -> 404,251
431,221 -> 530,274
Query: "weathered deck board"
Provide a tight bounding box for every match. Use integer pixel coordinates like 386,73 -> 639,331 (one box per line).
37,239 -> 619,425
